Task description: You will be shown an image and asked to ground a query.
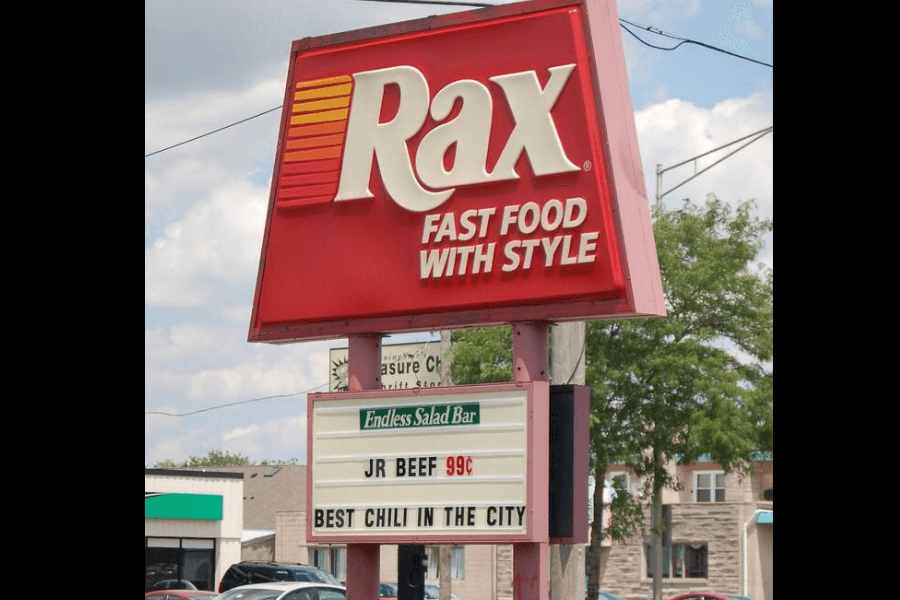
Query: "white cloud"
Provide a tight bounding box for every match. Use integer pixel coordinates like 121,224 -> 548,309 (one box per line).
145,159 -> 232,225
146,420 -> 220,465
218,414 -> 308,462
635,89 -> 773,216
144,79 -> 284,156
145,347 -> 324,464
145,178 -> 268,307
167,343 -> 331,403
146,322 -> 233,364
222,424 -> 260,443
268,414 -> 308,457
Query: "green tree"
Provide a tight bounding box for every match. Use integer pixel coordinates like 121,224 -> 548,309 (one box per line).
584,197 -> 772,600
153,451 -> 301,468
449,324 -> 513,383
450,197 -> 772,600
152,450 -> 251,468
184,449 -> 252,467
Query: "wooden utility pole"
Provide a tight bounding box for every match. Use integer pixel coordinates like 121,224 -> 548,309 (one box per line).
550,321 -> 585,600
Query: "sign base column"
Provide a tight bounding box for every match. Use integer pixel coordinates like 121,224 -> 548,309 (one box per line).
512,322 -> 549,600
346,543 -> 379,600
346,334 -> 383,600
514,540 -> 549,599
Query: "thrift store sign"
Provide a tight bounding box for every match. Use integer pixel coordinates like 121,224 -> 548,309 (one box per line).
248,0 -> 665,342
307,383 -> 548,543
328,341 -> 444,391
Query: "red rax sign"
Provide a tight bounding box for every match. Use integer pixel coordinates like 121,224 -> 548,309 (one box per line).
249,0 -> 665,342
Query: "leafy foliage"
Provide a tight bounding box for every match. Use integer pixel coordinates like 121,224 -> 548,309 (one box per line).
449,196 -> 772,599
591,197 -> 772,474
183,449 -> 252,467
583,197 -> 771,599
449,325 -> 513,383
153,450 -> 301,468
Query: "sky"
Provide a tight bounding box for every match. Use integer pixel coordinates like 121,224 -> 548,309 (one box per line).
145,0 -> 773,467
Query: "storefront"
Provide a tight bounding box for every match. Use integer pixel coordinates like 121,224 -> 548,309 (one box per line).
145,468 -> 243,592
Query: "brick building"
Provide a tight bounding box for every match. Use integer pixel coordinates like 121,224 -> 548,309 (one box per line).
183,458 -> 771,599
597,456 -> 773,599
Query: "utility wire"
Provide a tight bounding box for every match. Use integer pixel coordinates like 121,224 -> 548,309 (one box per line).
566,340 -> 586,385
145,382 -> 328,417
145,10 -> 771,159
619,17 -> 772,68
144,105 -> 282,158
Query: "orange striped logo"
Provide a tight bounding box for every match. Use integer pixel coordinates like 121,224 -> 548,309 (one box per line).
276,75 -> 353,208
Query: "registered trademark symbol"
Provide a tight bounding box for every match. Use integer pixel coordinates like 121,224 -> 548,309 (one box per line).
583,160 -> 592,171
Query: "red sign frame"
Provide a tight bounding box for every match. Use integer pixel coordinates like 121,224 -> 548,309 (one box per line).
249,0 -> 664,343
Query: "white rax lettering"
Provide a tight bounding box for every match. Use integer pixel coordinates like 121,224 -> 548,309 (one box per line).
335,64 -> 579,212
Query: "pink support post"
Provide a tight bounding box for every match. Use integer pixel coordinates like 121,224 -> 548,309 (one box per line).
346,544 -> 380,600
514,542 -> 549,600
511,322 -> 549,600
512,322 -> 549,383
345,334 -> 382,600
348,333 -> 382,391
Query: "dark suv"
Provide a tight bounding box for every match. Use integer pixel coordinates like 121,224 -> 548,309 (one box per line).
218,561 -> 343,593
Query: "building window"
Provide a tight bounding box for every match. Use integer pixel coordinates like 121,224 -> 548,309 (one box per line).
644,505 -> 708,579
609,472 -> 629,497
645,542 -> 708,579
145,537 -> 215,591
426,546 -> 465,580
450,546 -> 465,579
309,546 -> 346,582
694,471 -> 725,502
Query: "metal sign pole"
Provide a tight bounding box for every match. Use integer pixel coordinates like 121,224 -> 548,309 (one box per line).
511,322 -> 549,600
345,333 -> 383,600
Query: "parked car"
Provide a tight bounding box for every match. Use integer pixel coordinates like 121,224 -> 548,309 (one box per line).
150,580 -> 198,591
666,594 -> 756,600
145,591 -> 217,600
218,561 -> 342,593
214,581 -> 346,600
379,582 -> 459,599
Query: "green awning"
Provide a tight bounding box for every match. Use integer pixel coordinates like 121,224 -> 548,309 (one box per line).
145,492 -> 223,520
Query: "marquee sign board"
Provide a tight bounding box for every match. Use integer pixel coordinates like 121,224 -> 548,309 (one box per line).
248,0 -> 664,343
306,382 -> 548,543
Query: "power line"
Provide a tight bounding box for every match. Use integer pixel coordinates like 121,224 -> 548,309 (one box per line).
144,10 -> 771,159
145,382 -> 328,417
144,105 -> 282,158
618,17 -> 773,68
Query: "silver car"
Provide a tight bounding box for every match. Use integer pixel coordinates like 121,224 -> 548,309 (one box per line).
213,581 -> 346,600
